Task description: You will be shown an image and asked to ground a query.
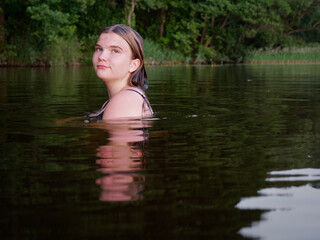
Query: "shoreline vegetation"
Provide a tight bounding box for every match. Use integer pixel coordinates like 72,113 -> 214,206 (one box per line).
1,44 -> 319,67
243,45 -> 320,65
1,1 -> 319,68
144,42 -> 320,66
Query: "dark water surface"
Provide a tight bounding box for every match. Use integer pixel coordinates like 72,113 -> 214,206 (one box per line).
0,64 -> 319,239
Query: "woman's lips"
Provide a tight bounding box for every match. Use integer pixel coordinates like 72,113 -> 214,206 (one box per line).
97,65 -> 110,69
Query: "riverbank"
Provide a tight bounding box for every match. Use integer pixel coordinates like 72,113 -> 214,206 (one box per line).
1,45 -> 319,67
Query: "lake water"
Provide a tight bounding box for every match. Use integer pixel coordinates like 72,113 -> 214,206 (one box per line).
0,64 -> 319,239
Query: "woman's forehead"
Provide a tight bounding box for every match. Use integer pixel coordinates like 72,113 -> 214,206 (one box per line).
97,33 -> 130,50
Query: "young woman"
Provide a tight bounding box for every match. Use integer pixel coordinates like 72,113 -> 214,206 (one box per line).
89,24 -> 153,121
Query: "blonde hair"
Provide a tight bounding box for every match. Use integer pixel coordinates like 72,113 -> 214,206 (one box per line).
101,24 -> 148,90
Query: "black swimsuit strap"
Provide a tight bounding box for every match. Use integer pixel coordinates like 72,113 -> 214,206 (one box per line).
126,89 -> 153,114
88,89 -> 152,121
87,99 -> 109,120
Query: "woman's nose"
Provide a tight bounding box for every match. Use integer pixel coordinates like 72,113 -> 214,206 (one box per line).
98,50 -> 110,61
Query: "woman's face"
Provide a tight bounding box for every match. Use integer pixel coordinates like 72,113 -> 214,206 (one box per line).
92,33 -> 138,84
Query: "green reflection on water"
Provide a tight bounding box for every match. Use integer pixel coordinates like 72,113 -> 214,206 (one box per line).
0,64 -> 319,239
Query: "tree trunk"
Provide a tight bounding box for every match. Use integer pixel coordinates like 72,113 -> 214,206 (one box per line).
0,5 -> 6,48
205,18 -> 215,48
127,0 -> 136,27
220,13 -> 230,29
160,8 -> 165,37
200,14 -> 208,45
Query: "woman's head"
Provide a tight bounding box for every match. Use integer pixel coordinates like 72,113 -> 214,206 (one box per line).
100,24 -> 148,90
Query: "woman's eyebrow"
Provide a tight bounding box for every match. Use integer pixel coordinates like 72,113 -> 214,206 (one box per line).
94,44 -> 124,51
109,45 -> 123,51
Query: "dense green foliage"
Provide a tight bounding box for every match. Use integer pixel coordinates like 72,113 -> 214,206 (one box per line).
0,0 -> 319,65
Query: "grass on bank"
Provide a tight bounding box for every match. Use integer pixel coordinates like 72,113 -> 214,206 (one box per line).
143,39 -> 185,65
245,45 -> 320,64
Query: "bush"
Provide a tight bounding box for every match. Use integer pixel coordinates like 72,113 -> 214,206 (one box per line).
194,46 -> 217,64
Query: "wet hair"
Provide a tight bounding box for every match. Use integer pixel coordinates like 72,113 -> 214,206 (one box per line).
101,24 -> 148,90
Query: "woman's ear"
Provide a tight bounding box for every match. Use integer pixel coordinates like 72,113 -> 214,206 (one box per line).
129,59 -> 141,73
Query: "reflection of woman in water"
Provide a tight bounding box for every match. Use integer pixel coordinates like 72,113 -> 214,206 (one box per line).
95,121 -> 151,202
89,24 -> 153,121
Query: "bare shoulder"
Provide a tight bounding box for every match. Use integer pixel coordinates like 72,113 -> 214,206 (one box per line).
111,88 -> 145,105
103,88 -> 144,120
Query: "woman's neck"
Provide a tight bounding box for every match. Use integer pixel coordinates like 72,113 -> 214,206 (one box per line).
106,80 -> 130,99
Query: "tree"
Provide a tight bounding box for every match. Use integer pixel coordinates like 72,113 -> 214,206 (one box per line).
23,0 -> 94,64
123,0 -> 136,27
284,0 -> 320,36
1,0 -> 320,65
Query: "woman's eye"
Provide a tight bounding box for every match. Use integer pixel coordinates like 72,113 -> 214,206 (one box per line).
95,47 -> 102,52
112,49 -> 119,54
